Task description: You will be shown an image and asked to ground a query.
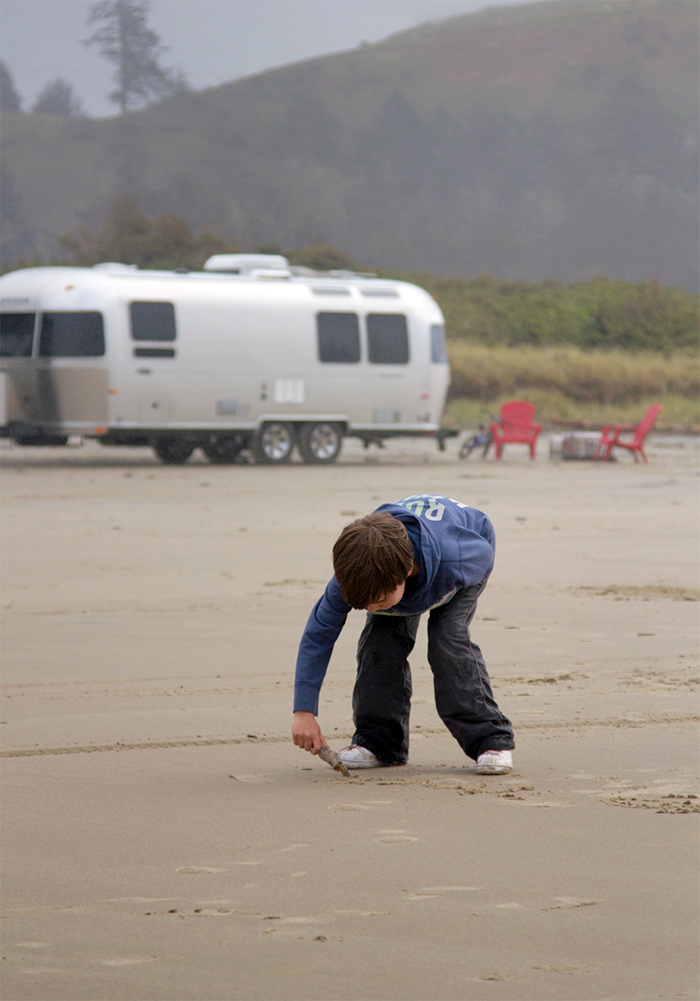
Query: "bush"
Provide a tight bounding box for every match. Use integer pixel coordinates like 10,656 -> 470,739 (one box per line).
55,198 -> 237,271
395,273 -> 699,353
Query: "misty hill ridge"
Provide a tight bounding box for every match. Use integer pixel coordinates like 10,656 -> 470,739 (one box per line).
2,0 -> 698,288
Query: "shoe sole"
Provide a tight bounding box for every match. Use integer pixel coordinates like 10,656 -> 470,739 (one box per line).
477,765 -> 512,774
339,760 -> 381,769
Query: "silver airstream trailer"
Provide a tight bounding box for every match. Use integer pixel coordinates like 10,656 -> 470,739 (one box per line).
0,256 -> 454,464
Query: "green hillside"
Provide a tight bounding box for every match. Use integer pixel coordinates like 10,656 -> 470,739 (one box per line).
2,0 -> 698,288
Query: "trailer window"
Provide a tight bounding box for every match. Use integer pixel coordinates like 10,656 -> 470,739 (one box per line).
0,313 -> 35,357
317,313 -> 360,363
430,324 -> 448,364
130,301 -> 176,341
367,314 -> 409,364
39,312 -> 105,357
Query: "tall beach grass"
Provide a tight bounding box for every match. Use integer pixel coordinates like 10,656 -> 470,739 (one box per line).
445,343 -> 700,429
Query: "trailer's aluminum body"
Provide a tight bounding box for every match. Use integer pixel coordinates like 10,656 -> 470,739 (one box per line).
0,261 -> 453,463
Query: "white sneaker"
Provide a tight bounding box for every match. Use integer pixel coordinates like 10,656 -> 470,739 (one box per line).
338,744 -> 381,769
476,750 -> 513,774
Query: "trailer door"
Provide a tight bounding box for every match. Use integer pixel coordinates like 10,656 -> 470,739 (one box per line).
128,300 -> 178,423
34,311 -> 109,428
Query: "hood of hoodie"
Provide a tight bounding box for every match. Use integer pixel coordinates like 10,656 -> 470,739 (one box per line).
373,496 -> 494,615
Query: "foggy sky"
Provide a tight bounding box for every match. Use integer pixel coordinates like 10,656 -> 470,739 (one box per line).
2,0 -> 540,117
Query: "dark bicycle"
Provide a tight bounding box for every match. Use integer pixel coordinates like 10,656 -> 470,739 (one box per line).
459,416 -> 499,459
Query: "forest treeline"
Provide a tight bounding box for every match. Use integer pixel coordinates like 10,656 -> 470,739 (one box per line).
2,2 -> 698,290
5,200 -> 698,427
15,198 -> 698,356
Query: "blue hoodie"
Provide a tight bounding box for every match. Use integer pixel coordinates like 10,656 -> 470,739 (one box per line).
293,495 -> 496,714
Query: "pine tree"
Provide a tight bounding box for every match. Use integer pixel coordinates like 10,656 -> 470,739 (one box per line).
32,78 -> 83,117
0,62 -> 22,113
83,0 -> 187,115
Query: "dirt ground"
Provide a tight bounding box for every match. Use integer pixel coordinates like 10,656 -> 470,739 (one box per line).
1,433 -> 698,1001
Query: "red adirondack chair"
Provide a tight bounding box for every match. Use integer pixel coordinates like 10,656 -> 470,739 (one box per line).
490,401 -> 542,460
593,404 -> 663,463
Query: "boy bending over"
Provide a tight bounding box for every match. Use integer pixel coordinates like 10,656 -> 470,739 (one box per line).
292,494 -> 514,773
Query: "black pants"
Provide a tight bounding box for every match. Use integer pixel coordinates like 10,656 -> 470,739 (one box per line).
351,580 -> 514,764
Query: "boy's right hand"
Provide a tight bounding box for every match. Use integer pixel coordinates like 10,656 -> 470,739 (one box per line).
292,711 -> 328,754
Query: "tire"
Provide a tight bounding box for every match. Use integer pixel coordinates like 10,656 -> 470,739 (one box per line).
152,437 -> 196,465
299,422 -> 343,464
459,435 -> 479,459
459,430 -> 492,460
253,422 -> 294,464
202,434 -> 248,464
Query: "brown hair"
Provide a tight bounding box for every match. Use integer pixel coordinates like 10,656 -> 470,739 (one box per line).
332,511 -> 414,608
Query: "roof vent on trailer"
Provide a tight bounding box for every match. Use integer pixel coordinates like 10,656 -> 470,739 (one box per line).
203,254 -> 290,275
92,262 -> 139,272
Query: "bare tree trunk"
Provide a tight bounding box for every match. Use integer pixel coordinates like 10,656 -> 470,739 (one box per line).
119,5 -> 127,115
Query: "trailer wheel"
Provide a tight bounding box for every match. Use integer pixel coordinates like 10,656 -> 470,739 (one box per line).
202,434 -> 248,464
299,422 -> 343,464
153,438 -> 196,465
253,422 -> 294,464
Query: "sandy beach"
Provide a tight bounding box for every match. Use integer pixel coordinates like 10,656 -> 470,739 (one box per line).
1,434 -> 698,1001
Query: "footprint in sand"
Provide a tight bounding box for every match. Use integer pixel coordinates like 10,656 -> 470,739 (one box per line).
97,957 -> 156,967
406,886 -> 481,899
229,774 -> 273,784
332,908 -> 398,917
176,866 -> 224,874
278,916 -> 324,925
544,897 -> 603,910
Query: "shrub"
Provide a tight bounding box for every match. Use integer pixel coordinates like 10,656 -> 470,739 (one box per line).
395,273 -> 699,353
